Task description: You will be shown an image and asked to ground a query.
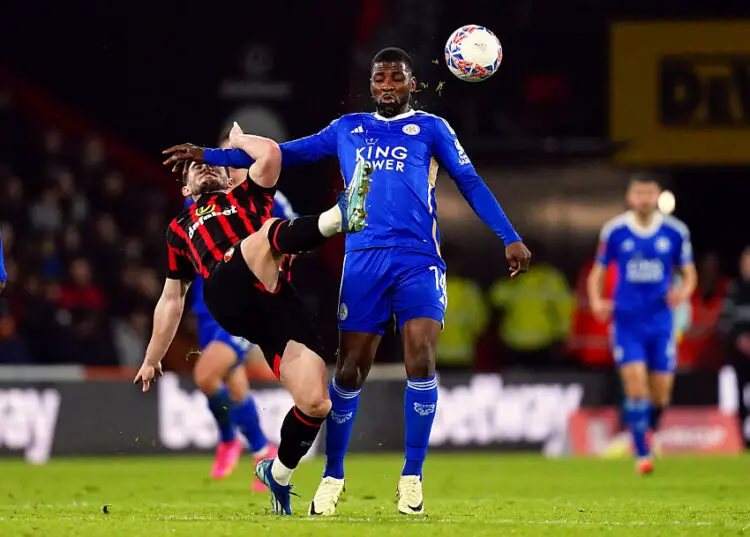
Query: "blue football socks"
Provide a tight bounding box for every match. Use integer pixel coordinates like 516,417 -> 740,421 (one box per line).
624,398 -> 651,458
231,394 -> 267,453
207,385 -> 236,443
402,375 -> 439,477
323,378 -> 361,479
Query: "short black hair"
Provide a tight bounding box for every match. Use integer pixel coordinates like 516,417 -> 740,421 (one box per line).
371,47 -> 413,73
629,173 -> 661,189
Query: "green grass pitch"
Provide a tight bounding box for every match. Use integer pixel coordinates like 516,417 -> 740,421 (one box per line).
1,453 -> 748,536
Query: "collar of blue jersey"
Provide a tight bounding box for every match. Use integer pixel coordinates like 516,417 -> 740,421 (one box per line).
624,210 -> 664,238
372,109 -> 417,122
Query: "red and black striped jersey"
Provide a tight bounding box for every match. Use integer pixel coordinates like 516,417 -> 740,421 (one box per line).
165,180 -> 275,280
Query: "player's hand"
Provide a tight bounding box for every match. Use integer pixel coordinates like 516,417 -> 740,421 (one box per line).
590,298 -> 613,322
228,121 -> 244,148
0,281 -> 5,295
133,360 -> 163,393
161,143 -> 205,174
666,288 -> 688,308
505,241 -> 532,277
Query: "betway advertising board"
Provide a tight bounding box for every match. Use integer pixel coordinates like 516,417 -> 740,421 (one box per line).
0,370 -> 740,463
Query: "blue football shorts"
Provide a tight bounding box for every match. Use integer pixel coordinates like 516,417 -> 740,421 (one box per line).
611,322 -> 677,373
197,314 -> 254,368
338,248 -> 447,335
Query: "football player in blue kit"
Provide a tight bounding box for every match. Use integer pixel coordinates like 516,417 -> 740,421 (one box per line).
186,136 -> 299,491
175,47 -> 531,515
588,175 -> 697,474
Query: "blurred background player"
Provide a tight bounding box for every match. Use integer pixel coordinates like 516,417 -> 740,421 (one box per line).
184,134 -> 299,490
602,272 -> 692,459
718,246 -> 750,449
199,47 -> 531,515
587,175 -> 697,474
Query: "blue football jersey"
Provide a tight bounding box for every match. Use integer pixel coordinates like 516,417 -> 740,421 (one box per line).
596,211 -> 693,329
185,189 -> 298,318
276,110 -> 515,255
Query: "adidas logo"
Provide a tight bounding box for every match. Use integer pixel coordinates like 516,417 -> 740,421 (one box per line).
350,125 -> 364,134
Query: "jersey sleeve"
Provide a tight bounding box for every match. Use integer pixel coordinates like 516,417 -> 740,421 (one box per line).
595,225 -> 617,266
165,228 -> 195,282
202,118 -> 341,169
675,227 -> 694,267
432,116 -> 522,244
278,118 -> 341,165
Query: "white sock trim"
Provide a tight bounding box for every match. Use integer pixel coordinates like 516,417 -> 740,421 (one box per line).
271,457 -> 293,486
318,205 -> 342,237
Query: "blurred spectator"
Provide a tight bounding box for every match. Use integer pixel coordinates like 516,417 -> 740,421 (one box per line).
0,113 -> 180,366
567,258 -> 617,369
17,278 -> 69,364
488,243 -> 573,368
29,187 -> 63,233
718,246 -> 750,448
68,309 -> 117,366
95,171 -> 132,227
59,258 -> 106,312
61,226 -> 84,265
40,128 -> 69,172
78,135 -> 109,185
87,213 -> 124,295
37,236 -> 63,280
437,249 -> 489,368
53,168 -> 89,223
113,310 -> 150,367
0,299 -> 29,364
0,175 -> 28,228
678,252 -> 729,369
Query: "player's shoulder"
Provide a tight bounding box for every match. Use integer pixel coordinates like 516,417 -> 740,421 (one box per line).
661,214 -> 690,237
599,212 -> 630,240
414,110 -> 453,131
336,113 -> 372,128
166,207 -> 191,238
165,217 -> 180,241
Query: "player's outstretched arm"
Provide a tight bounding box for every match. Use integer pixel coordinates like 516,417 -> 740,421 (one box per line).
432,118 -> 530,275
201,119 -> 341,169
134,278 -> 190,392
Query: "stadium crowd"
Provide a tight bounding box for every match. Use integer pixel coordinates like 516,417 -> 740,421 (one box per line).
0,93 -> 175,366
0,91 -> 744,373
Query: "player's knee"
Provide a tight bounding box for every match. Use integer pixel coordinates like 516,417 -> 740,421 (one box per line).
621,379 -> 649,399
650,386 -> 672,407
297,394 -> 332,419
193,367 -> 221,395
335,354 -> 370,390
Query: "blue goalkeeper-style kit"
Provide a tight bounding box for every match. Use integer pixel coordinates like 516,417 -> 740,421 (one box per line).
204,110 -> 521,335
